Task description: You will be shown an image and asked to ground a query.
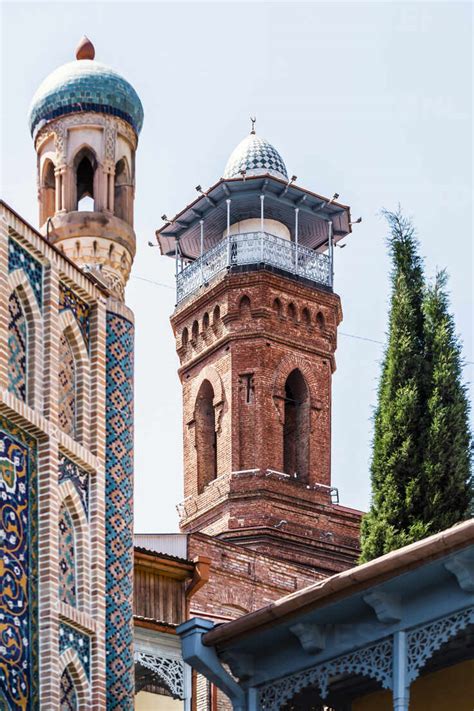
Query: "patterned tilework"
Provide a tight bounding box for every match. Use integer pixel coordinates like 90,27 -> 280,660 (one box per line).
58,333 -> 77,438
29,60 -> 144,136
59,283 -> 91,351
0,418 -> 38,710
8,291 -> 27,402
58,504 -> 76,607
59,623 -> 90,680
8,238 -> 43,309
60,667 -> 78,710
105,312 -> 134,709
223,132 -> 288,180
58,455 -> 89,518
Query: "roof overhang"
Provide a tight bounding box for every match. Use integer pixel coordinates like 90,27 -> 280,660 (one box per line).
155,175 -> 352,261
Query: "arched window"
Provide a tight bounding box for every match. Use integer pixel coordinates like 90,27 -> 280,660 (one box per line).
182,327 -> 189,347
239,295 -> 251,318
58,332 -> 77,438
58,502 -> 76,607
75,149 -> 96,211
191,320 -> 199,343
114,158 -> 132,223
40,159 -> 56,224
60,666 -> 78,710
202,312 -> 210,330
283,369 -> 310,482
7,291 -> 27,402
302,307 -> 311,326
273,298 -> 282,317
287,302 -> 297,321
316,311 -> 325,329
195,380 -> 217,493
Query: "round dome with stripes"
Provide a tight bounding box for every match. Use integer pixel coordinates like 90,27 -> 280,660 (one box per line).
223,131 -> 288,181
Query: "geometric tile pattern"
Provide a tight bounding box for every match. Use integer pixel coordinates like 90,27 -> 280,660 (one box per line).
0,418 -> 38,710
223,132 -> 288,181
59,282 -> 91,351
59,622 -> 90,680
28,59 -> 144,136
8,238 -> 43,309
58,503 -> 76,607
58,454 -> 89,518
105,312 -> 134,709
8,291 -> 27,402
58,333 -> 77,439
60,667 -> 78,710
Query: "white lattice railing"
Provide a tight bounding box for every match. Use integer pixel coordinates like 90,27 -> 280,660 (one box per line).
176,232 -> 332,303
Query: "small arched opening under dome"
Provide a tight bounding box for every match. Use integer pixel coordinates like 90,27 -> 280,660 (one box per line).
195,379 -> 217,493
74,148 -> 96,211
283,369 -> 310,482
114,157 -> 133,224
40,159 -> 56,224
239,295 -> 251,318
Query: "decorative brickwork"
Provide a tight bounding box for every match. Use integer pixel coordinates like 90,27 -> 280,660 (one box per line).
8,238 -> 43,309
59,623 -> 91,680
8,291 -> 27,401
58,503 -> 76,607
60,667 -> 78,710
59,282 -> 91,351
58,332 -> 77,438
105,309 -> 134,708
0,417 -> 38,710
58,454 -> 89,518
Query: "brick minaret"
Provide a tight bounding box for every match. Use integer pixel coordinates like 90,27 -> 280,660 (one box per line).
157,125 -> 361,574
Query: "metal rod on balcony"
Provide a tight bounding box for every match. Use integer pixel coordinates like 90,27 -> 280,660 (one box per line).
328,220 -> 334,288
226,199 -> 231,267
260,195 -> 265,262
175,238 -> 179,278
295,207 -> 299,275
199,219 -> 204,286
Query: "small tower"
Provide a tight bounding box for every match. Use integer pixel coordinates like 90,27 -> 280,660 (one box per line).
30,35 -> 143,300
29,38 -> 143,708
157,125 -> 361,574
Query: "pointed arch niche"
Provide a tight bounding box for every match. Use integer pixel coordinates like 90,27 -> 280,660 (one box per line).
59,648 -> 90,710
7,270 -> 43,409
195,379 -> 218,493
58,481 -> 90,612
73,146 -> 98,212
58,310 -> 91,445
283,369 -> 310,483
40,158 -> 56,224
114,156 -> 133,224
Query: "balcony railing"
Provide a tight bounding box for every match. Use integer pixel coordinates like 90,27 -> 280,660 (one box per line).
176,231 -> 332,303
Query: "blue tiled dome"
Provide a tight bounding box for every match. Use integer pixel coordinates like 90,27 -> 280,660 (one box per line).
29,59 -> 144,137
223,132 -> 288,181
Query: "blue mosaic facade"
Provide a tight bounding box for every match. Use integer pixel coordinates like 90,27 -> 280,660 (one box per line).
58,504 -> 76,607
0,417 -> 38,710
28,60 -> 144,136
58,454 -> 89,518
59,622 -> 90,680
8,292 -> 28,402
8,238 -> 43,310
60,667 -> 78,710
59,282 -> 91,351
105,311 -> 134,709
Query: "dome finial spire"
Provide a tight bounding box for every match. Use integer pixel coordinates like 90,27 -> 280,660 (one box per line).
250,116 -> 256,135
76,35 -> 95,61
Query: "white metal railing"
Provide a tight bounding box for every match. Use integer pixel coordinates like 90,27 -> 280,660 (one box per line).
176,231 -> 332,303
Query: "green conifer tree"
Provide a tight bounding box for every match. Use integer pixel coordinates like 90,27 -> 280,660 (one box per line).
360,209 -> 429,562
421,270 -> 472,528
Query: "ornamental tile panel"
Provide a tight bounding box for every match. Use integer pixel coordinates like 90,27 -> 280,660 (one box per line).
58,455 -> 89,518
59,283 -> 90,351
59,623 -> 90,680
8,238 -> 43,309
60,667 -> 78,710
0,419 -> 38,710
105,312 -> 134,709
58,504 -> 76,607
8,291 -> 27,402
58,333 -> 77,438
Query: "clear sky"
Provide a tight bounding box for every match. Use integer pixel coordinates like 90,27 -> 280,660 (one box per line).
1,1 -> 472,532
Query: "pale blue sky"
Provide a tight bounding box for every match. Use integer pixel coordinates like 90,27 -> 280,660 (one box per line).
1,1 -> 472,532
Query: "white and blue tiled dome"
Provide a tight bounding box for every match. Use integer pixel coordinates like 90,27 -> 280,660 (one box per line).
28,37 -> 144,137
223,129 -> 288,181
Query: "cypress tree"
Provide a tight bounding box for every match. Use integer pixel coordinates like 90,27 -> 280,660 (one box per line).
421,270 -> 472,528
360,209 -> 429,562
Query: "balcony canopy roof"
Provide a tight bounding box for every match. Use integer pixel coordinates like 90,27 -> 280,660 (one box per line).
156,175 -> 352,261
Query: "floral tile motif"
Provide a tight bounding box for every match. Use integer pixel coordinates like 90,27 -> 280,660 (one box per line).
59,282 -> 90,351
8,238 -> 43,309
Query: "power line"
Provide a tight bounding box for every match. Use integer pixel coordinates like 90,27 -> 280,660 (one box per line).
131,274 -> 474,366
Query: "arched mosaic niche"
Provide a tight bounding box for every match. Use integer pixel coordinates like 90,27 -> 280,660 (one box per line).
58,332 -> 77,438
7,290 -> 28,402
60,666 -> 78,710
59,501 -> 76,607
0,417 -> 39,709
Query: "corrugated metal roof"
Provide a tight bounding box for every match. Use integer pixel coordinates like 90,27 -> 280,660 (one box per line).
134,534 -> 188,559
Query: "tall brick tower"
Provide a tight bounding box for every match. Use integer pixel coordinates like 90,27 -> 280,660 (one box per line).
29,36 -> 143,708
157,124 -> 361,574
